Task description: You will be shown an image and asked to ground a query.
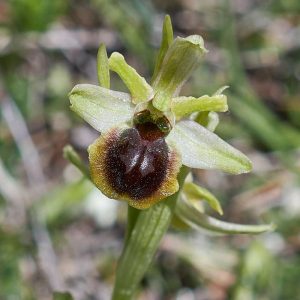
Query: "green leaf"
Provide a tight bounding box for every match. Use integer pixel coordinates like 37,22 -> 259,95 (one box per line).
152,15 -> 173,82
172,93 -> 228,118
53,292 -> 74,300
69,84 -> 134,133
97,44 -> 110,88
152,35 -> 208,112
176,197 -> 274,235
108,52 -> 153,103
166,120 -> 252,174
183,182 -> 223,215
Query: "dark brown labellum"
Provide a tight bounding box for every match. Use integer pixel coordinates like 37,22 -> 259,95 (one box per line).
89,115 -> 181,209
104,122 -> 169,200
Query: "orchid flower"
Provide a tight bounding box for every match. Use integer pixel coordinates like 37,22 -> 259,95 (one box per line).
67,16 -> 274,300
69,22 -> 251,210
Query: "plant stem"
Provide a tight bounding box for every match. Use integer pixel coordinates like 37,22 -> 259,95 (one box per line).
112,167 -> 189,300
124,205 -> 140,246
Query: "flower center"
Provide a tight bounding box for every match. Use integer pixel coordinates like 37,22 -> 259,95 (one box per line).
104,117 -> 170,200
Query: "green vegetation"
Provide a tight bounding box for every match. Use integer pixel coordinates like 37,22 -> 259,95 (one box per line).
0,0 -> 299,299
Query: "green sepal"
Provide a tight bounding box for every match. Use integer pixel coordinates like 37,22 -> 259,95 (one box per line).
152,35 -> 208,112
166,120 -> 252,174
152,15 -> 173,82
108,52 -> 153,104
176,197 -> 275,235
97,44 -> 110,88
172,93 -> 228,119
69,84 -> 134,133
183,182 -> 223,215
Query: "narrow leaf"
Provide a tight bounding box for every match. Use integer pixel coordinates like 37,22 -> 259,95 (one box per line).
152,35 -> 208,112
97,44 -> 110,88
108,52 -> 153,103
176,198 -> 274,234
166,120 -> 252,174
152,15 -> 173,82
69,84 -> 134,133
172,94 -> 228,118
184,182 -> 223,215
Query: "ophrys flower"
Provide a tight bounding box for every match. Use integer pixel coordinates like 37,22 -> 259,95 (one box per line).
69,17 -> 252,210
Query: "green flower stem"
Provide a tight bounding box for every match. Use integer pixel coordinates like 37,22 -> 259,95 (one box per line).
124,205 -> 140,246
112,167 -> 189,300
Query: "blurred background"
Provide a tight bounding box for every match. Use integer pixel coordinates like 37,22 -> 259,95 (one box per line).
0,0 -> 300,299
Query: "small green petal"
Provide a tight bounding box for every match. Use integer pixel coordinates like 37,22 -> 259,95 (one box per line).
166,120 -> 252,174
97,44 -> 110,88
108,52 -> 153,104
152,35 -> 208,112
69,84 -> 134,133
152,15 -> 173,82
195,111 -> 219,132
176,197 -> 274,235
172,94 -> 228,119
183,182 -> 223,215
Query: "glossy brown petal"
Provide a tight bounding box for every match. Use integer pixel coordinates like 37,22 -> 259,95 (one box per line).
88,124 -> 181,209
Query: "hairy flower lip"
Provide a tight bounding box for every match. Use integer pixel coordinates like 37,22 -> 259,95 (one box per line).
88,125 -> 181,209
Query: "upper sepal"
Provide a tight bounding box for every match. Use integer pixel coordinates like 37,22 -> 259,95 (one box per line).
152,35 -> 207,112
